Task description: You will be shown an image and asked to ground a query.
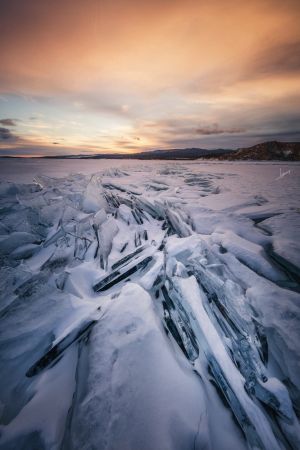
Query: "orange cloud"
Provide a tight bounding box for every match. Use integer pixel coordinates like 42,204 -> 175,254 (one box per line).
0,0 -> 299,155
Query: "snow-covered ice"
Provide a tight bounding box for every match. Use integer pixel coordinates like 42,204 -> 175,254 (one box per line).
0,159 -> 299,450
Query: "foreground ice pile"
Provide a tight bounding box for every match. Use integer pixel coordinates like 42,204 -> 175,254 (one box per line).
0,162 -> 299,450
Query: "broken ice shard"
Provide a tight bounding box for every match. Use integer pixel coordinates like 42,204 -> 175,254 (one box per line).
161,284 -> 199,362
93,256 -> 153,292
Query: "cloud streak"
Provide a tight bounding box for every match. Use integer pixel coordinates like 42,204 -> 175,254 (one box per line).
0,118 -> 18,126
195,124 -> 245,135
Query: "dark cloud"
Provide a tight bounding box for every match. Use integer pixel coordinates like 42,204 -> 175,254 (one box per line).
0,118 -> 18,126
251,39 -> 300,77
195,124 -> 245,135
0,126 -> 20,143
0,127 -> 14,140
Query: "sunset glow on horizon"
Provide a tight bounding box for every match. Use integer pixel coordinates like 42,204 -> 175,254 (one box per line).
0,0 -> 300,156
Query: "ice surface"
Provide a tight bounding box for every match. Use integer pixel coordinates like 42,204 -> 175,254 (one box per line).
260,212 -> 300,277
0,159 -> 299,449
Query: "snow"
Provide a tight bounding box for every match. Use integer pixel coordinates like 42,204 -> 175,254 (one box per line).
259,212 -> 300,275
0,159 -> 299,450
66,283 -> 210,450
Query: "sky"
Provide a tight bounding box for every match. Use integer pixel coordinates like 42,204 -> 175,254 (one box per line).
0,0 -> 300,156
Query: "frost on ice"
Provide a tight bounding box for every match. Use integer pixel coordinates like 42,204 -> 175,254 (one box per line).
0,161 -> 299,450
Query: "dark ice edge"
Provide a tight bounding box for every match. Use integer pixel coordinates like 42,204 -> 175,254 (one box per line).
26,319 -> 97,377
93,256 -> 153,292
111,245 -> 147,270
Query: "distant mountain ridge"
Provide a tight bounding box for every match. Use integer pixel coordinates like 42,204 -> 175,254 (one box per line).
41,147 -> 232,160
126,147 -> 233,159
2,140 -> 299,160
42,140 -> 300,160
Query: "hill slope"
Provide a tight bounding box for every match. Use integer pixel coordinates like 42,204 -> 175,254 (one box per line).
222,141 -> 300,161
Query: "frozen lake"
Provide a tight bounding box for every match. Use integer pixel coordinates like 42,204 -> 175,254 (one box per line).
1,157 -> 299,182
0,158 -> 299,450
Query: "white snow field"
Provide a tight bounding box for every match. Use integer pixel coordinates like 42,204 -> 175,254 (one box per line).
0,159 -> 299,450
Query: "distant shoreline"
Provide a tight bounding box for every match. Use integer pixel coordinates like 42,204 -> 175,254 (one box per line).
1,140 -> 299,161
